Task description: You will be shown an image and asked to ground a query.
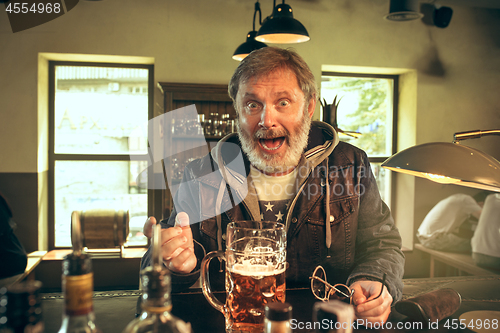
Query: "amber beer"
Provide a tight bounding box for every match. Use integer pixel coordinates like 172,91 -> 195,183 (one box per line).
226,264 -> 286,332
201,221 -> 286,333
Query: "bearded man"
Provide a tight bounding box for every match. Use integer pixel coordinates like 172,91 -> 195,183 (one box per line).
141,47 -> 404,324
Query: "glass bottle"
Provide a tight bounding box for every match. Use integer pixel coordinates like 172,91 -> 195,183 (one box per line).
219,114 -> 228,136
57,252 -> 101,333
122,224 -> 191,333
197,114 -> 205,135
211,112 -> 220,137
313,301 -> 355,333
264,303 -> 292,333
228,115 -> 236,134
0,281 -> 44,333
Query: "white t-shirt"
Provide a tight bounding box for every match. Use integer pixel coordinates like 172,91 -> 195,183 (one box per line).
417,193 -> 482,239
471,194 -> 500,258
249,166 -> 297,223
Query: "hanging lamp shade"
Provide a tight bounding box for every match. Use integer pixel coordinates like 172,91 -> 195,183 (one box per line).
382,142 -> 500,192
232,31 -> 268,61
255,2 -> 310,44
384,0 -> 423,21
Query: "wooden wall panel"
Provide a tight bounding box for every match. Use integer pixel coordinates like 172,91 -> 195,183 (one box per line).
158,83 -> 236,218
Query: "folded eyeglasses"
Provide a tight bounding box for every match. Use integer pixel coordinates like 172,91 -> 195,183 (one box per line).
310,265 -> 386,304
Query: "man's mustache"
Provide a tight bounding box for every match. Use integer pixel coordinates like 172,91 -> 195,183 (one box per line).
253,128 -> 289,140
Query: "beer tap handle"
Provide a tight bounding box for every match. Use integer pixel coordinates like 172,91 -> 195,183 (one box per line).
152,223 -> 162,269
71,211 -> 83,255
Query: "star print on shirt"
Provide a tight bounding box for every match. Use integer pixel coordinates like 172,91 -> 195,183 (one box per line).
259,200 -> 290,222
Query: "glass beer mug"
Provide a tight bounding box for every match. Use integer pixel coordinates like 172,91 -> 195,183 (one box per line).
201,221 -> 287,333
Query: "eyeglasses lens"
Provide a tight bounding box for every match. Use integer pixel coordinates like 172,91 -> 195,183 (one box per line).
330,285 -> 351,303
312,267 -> 327,300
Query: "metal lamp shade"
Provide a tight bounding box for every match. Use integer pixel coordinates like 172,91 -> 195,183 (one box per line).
381,142 -> 500,192
256,3 -> 310,44
232,31 -> 267,61
384,0 -> 423,21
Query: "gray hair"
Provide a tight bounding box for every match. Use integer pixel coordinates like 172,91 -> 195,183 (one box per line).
228,47 -> 317,109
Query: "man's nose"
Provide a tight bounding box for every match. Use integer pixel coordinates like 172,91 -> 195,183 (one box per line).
258,105 -> 277,129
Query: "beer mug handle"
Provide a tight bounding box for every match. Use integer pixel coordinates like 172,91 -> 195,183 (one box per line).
201,250 -> 225,314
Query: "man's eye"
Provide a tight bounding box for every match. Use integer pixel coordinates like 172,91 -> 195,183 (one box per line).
278,100 -> 290,107
247,102 -> 260,109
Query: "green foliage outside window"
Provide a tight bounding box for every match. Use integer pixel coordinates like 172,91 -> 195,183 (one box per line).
321,74 -> 396,205
321,76 -> 393,157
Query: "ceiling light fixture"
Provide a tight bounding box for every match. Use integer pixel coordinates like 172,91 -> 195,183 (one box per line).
233,1 -> 268,61
384,0 -> 423,21
255,0 -> 310,44
382,129 -> 500,192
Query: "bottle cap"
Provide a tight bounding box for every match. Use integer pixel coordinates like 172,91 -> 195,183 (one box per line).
314,303 -> 338,324
313,300 -> 355,333
265,302 -> 292,321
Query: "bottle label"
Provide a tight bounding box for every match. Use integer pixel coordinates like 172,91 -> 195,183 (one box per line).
63,272 -> 94,316
142,305 -> 173,313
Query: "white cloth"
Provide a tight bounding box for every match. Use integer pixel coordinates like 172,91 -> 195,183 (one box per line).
471,194 -> 500,258
417,194 -> 482,239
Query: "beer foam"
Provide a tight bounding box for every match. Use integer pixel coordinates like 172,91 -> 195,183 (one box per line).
230,262 -> 286,277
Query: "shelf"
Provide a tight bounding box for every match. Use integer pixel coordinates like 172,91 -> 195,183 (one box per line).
171,134 -> 228,141
42,248 -> 147,260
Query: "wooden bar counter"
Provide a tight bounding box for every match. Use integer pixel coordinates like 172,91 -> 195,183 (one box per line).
39,275 -> 500,333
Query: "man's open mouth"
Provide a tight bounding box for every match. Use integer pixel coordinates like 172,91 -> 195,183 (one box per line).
259,137 -> 285,151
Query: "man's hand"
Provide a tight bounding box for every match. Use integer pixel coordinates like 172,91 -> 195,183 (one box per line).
350,279 -> 392,325
144,213 -> 197,274
143,216 -> 156,239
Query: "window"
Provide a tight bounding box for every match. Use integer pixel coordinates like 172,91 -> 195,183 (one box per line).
321,73 -> 397,206
49,62 -> 153,248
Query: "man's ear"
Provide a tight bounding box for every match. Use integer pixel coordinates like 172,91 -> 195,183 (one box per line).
307,96 -> 317,119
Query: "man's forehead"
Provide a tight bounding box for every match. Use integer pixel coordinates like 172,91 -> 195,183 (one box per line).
238,68 -> 300,96
246,67 -> 296,83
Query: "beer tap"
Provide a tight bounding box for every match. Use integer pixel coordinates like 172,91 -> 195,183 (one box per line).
71,211 -> 83,256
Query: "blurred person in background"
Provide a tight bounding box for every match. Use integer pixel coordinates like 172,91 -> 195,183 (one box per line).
472,193 -> 500,270
0,192 -> 27,283
417,192 -> 489,253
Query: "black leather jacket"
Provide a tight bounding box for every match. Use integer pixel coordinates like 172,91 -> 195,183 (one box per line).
141,122 -> 405,302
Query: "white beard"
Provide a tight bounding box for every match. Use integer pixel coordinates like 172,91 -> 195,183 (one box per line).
237,113 -> 311,174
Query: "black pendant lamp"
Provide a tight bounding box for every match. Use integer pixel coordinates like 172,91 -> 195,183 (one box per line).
255,0 -> 310,44
232,2 -> 268,61
384,0 -> 423,21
